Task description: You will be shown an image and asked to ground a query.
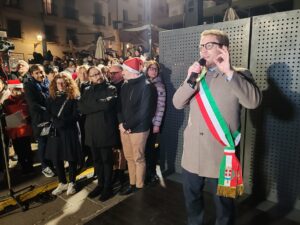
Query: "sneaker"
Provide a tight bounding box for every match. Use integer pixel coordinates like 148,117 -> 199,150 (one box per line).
42,167 -> 55,178
52,183 -> 68,195
66,182 -> 76,195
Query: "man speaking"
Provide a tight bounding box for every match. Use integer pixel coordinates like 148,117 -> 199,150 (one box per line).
173,29 -> 261,225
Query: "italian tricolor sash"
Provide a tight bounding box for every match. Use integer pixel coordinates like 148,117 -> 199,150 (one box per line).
195,78 -> 244,198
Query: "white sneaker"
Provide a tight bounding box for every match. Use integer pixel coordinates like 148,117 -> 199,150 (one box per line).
66,182 -> 76,195
42,167 -> 55,178
52,183 -> 68,195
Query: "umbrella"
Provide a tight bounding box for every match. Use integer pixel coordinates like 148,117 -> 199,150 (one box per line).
95,36 -> 105,59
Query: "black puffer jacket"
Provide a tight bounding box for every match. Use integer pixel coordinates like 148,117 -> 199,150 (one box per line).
78,81 -> 119,148
118,74 -> 157,133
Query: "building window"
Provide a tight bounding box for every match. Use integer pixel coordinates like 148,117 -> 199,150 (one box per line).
123,9 -> 128,21
43,0 -> 57,16
4,0 -> 21,8
45,25 -> 57,42
64,0 -> 78,20
94,15 -> 106,26
43,0 -> 52,14
94,2 -> 103,14
64,7 -> 78,20
93,2 -> 105,26
66,28 -> 78,45
6,19 -> 21,38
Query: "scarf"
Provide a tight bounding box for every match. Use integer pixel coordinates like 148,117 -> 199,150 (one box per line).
195,77 -> 244,198
33,78 -> 49,98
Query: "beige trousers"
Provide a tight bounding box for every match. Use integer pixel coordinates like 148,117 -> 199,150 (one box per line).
120,130 -> 150,188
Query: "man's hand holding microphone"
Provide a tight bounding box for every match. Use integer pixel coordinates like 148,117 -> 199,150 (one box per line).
187,58 -> 206,89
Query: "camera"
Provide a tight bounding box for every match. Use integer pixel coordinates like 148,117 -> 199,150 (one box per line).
0,31 -> 15,53
0,39 -> 15,53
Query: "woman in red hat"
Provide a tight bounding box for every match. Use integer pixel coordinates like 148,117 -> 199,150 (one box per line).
3,80 -> 33,174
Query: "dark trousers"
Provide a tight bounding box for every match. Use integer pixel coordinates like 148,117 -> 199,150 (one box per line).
37,136 -> 53,169
145,131 -> 159,180
12,136 -> 32,170
91,147 -> 113,190
55,160 -> 77,184
182,168 -> 235,225
79,117 -> 92,167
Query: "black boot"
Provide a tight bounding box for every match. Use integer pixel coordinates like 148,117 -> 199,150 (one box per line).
99,188 -> 113,202
88,185 -> 103,198
120,185 -> 136,195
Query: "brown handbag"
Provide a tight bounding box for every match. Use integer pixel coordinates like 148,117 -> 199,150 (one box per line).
112,148 -> 126,170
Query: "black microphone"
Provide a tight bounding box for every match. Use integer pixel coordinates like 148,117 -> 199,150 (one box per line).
199,58 -> 206,67
188,58 -> 206,83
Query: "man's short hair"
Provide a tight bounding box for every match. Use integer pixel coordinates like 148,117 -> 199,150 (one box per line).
201,29 -> 230,47
29,64 -> 44,74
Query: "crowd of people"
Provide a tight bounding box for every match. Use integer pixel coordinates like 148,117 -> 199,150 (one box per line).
0,48 -> 166,202
0,28 -> 263,224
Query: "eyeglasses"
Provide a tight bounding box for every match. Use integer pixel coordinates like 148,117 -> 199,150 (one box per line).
149,67 -> 158,72
89,72 -> 101,78
199,42 -> 223,51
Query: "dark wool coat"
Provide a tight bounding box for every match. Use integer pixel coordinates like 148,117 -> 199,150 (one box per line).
78,81 -> 119,148
45,94 -> 82,164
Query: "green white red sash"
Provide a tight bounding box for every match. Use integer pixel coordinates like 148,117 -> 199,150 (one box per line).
195,77 -> 244,198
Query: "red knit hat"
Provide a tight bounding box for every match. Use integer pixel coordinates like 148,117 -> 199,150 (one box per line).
7,80 -> 23,89
122,57 -> 142,74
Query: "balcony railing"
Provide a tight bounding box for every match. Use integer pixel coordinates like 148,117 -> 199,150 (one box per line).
64,7 -> 78,20
93,14 -> 106,26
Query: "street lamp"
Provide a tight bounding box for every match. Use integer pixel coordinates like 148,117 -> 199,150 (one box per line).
34,34 -> 43,51
37,34 -> 43,42
33,34 -> 47,56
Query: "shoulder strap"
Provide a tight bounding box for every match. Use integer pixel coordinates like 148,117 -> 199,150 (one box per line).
57,99 -> 68,117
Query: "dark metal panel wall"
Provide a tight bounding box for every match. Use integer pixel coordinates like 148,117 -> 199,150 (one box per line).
159,18 -> 251,174
244,10 -> 300,208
